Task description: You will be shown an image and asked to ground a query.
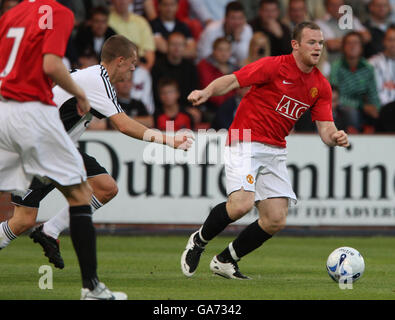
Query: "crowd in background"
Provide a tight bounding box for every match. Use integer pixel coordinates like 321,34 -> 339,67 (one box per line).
1,0 -> 395,133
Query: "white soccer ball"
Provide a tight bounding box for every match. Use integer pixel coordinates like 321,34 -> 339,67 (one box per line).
326,247 -> 365,283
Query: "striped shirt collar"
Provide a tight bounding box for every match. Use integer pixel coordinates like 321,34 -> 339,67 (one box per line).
99,64 -> 110,81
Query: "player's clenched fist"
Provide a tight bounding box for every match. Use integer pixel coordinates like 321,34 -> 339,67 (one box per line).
187,90 -> 210,106
331,130 -> 349,148
172,131 -> 195,151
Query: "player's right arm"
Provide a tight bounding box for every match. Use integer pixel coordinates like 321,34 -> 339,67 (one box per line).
188,74 -> 240,106
109,112 -> 194,151
43,54 -> 90,115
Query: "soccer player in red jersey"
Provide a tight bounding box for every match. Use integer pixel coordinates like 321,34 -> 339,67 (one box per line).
0,0 -> 125,299
181,22 -> 349,279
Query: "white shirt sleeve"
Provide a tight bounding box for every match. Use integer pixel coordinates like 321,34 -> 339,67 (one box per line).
232,24 -> 253,65
197,21 -> 223,62
188,0 -> 212,24
74,68 -> 123,119
352,16 -> 367,32
315,18 -> 336,40
131,66 -> 155,115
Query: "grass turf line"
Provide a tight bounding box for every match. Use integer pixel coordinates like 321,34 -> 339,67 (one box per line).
0,235 -> 394,300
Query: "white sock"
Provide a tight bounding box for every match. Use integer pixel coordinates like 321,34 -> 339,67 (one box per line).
90,195 -> 103,213
43,195 -> 104,239
0,221 -> 17,249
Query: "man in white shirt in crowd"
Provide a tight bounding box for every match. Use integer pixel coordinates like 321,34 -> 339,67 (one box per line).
197,1 -> 253,67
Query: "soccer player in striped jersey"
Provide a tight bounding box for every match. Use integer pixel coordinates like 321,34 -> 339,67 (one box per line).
0,35 -> 193,288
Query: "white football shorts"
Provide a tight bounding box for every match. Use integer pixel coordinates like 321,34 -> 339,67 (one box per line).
224,142 -> 297,204
0,100 -> 87,194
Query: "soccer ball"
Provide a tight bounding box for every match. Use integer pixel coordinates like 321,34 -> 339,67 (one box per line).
326,247 -> 365,283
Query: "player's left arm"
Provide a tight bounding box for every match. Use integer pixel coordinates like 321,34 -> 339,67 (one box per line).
109,112 -> 194,150
316,121 -> 349,148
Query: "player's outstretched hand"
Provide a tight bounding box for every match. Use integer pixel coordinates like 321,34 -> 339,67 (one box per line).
331,130 -> 350,148
171,131 -> 195,151
187,90 -> 210,107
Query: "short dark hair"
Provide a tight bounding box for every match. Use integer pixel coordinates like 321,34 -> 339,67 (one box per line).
168,31 -> 186,41
341,31 -> 363,52
158,77 -> 180,92
225,1 -> 244,16
292,21 -> 321,42
259,0 -> 280,8
213,37 -> 231,50
101,35 -> 137,63
90,5 -> 110,18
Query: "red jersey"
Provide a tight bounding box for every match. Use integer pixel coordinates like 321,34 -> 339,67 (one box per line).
197,58 -> 236,108
0,0 -> 74,106
156,112 -> 192,131
230,54 -> 333,148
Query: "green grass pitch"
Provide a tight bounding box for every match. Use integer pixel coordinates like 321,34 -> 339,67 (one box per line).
0,235 -> 394,300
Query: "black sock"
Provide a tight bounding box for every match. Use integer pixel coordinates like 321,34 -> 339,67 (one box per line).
218,220 -> 272,262
200,202 -> 233,243
69,205 -> 99,290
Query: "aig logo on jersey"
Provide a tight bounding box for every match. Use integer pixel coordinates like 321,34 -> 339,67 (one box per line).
276,95 -> 310,120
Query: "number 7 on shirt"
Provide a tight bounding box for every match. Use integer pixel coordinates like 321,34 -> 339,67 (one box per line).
0,27 -> 25,77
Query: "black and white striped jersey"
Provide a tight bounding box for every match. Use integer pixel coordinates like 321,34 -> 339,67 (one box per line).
53,64 -> 123,145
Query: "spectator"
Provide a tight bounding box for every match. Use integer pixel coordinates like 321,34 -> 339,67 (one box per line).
150,0 -> 196,59
315,0 -> 371,63
249,0 -> 293,56
188,0 -> 233,26
294,85 -> 353,132
330,32 -> 381,131
77,47 -> 99,69
131,0 -> 157,20
277,0 -> 326,20
131,65 -> 156,115
331,85 -> 353,132
282,0 -> 311,32
364,0 -> 393,58
369,25 -> 395,106
391,0 -> 395,23
0,0 -> 18,16
238,0 -> 261,21
211,86 -> 250,130
172,0 -> 204,41
197,1 -> 253,67
114,73 -> 154,128
345,0 -> 371,24
151,32 -> 198,110
242,31 -> 271,66
74,6 -> 117,61
155,78 -> 193,131
197,38 -> 239,119
109,0 -> 156,70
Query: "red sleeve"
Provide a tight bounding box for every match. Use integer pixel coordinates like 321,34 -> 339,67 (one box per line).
42,6 -> 74,57
310,77 -> 334,122
233,56 -> 277,88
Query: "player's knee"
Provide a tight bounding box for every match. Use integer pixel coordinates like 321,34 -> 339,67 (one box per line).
267,219 -> 287,233
228,201 -> 254,220
98,183 -> 118,204
264,211 -> 288,233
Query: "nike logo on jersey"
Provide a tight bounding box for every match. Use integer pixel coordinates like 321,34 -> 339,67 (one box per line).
282,80 -> 293,85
